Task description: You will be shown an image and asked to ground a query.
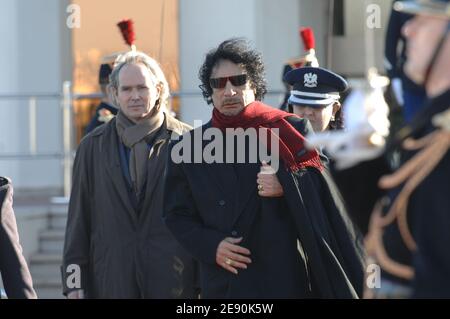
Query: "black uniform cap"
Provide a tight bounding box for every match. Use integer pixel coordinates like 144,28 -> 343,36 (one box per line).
99,64 -> 113,85
284,67 -> 348,109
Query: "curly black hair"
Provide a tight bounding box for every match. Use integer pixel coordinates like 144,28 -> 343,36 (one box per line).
198,38 -> 267,105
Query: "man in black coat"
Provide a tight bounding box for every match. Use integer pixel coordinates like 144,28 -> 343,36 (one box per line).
0,177 -> 37,299
163,38 -> 365,299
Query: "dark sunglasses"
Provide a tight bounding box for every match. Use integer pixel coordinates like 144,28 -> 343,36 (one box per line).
209,74 -> 248,89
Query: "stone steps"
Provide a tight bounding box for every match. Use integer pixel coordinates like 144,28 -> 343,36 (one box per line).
29,253 -> 62,280
40,229 -> 65,254
32,277 -> 64,299
29,199 -> 68,299
48,203 -> 68,230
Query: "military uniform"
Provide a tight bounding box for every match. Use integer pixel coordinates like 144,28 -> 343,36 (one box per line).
85,63 -> 118,135
331,0 -> 450,298
385,0 -> 427,122
280,27 -> 319,110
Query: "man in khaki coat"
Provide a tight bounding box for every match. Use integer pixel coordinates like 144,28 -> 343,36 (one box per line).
0,176 -> 37,299
62,51 -> 198,299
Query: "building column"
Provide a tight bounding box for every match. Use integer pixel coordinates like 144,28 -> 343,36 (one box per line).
0,0 -> 72,192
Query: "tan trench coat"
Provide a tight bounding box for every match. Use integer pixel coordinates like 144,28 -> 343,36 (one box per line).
62,114 -> 198,298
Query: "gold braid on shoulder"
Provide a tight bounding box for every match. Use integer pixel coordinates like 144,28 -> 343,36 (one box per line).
365,108 -> 450,280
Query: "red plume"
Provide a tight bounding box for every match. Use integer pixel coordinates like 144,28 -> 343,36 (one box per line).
117,19 -> 135,47
300,27 -> 315,51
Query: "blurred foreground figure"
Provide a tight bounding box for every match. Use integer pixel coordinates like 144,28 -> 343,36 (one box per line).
385,0 -> 427,123
308,0 -> 450,298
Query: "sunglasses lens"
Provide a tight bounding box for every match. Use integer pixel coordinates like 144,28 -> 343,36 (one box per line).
209,78 -> 226,89
229,74 -> 247,86
210,74 -> 247,89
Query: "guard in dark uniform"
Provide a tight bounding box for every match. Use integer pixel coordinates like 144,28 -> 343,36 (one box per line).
284,66 -> 347,132
84,59 -> 118,135
280,27 -> 319,110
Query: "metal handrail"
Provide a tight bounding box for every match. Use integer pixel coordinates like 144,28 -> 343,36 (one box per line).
0,83 -> 73,196
62,82 -> 73,197
0,88 -> 286,160
0,93 -> 66,161
0,93 -> 62,99
72,89 -> 286,100
0,84 -> 286,196
0,153 -> 64,160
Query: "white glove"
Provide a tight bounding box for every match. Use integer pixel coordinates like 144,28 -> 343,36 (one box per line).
307,125 -> 385,170
306,73 -> 390,170
391,77 -> 404,106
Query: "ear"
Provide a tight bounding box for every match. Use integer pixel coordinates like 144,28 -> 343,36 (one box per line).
109,85 -> 120,106
109,84 -> 117,97
155,82 -> 163,98
332,102 -> 341,115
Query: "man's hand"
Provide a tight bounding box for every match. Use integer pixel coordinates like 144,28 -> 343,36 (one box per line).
216,237 -> 251,274
67,289 -> 85,299
257,162 -> 284,197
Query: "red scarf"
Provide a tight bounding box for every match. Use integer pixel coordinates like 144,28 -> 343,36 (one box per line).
211,101 -> 323,172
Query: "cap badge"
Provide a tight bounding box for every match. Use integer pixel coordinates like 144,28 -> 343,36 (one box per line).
304,73 -> 318,88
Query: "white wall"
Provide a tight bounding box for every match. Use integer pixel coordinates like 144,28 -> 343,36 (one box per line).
332,0 -> 391,76
296,0 -> 391,76
298,0 -> 329,67
0,0 -> 72,191
178,0 -> 301,126
255,0 -> 304,110
0,0 -> 21,184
